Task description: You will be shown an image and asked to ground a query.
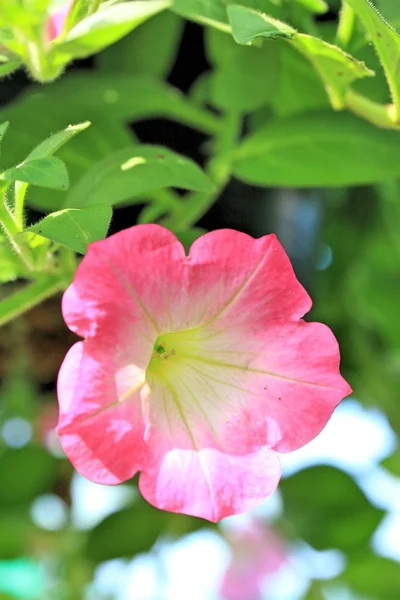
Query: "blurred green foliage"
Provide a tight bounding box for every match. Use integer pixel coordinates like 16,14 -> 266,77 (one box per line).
0,0 -> 400,599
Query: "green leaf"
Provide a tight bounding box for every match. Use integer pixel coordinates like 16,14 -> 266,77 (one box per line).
97,10 -> 183,78
224,0 -> 285,20
0,447 -> 57,505
233,111 -> 400,187
27,204 -> 112,254
172,0 -> 230,31
376,0 -> 400,30
0,121 -> 8,148
0,58 -> 21,77
270,42 -> 330,117
24,121 -> 91,161
174,228 -> 207,253
54,0 -> 172,60
1,157 -> 69,190
86,501 -> 169,562
42,73 -> 220,134
205,27 -> 280,111
280,466 -> 384,552
228,4 -> 293,43
228,4 -> 374,109
0,92 -> 134,211
341,554 -> 400,599
66,145 -> 215,208
346,0 -> 400,120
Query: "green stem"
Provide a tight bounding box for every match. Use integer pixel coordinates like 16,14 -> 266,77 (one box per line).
345,89 -> 400,130
14,182 -> 28,229
0,274 -> 67,328
0,202 -> 34,270
336,1 -> 355,49
163,111 -> 242,230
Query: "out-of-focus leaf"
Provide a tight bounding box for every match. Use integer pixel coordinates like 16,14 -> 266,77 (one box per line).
98,10 -> 183,78
346,0 -> 400,116
233,112 -> 400,187
228,4 -> 373,109
280,466 -> 384,552
53,0 -> 171,60
0,510 -> 35,559
0,121 -> 9,147
66,145 -> 214,208
381,446 -> 400,476
26,205 -> 112,254
205,28 -> 280,111
341,554 -> 400,599
174,228 -> 207,253
86,501 -> 169,562
376,0 -> 400,30
225,0 -> 285,20
0,447 -> 57,505
172,0 -> 230,31
270,42 -> 330,116
36,73 -> 220,135
352,42 -> 391,104
1,157 -> 69,190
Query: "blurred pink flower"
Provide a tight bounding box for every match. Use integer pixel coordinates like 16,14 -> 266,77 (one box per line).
57,225 -> 351,522
221,521 -> 287,600
46,1 -> 72,41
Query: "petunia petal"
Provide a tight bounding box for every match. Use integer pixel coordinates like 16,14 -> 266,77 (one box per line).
62,224 -> 186,340
57,341 -> 147,484
186,229 -> 312,330
139,446 -> 281,522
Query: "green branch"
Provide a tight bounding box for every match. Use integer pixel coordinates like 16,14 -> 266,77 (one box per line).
0,275 -> 68,328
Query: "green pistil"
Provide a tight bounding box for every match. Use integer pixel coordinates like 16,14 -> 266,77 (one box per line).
147,335 -> 179,378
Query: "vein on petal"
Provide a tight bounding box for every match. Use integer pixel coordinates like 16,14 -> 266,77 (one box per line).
192,241 -> 274,331
179,354 -> 342,391
97,251 -> 160,334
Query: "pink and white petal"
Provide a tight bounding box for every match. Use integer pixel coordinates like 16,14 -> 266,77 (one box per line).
62,224 -> 187,340
148,320 -> 350,456
186,230 -> 312,331
249,320 -> 352,452
139,447 -> 281,522
57,342 -> 147,484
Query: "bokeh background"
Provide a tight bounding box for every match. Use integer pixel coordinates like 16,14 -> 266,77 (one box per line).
1,1 -> 400,598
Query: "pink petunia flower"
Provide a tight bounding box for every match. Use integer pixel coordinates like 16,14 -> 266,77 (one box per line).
221,520 -> 287,600
46,1 -> 73,41
57,225 -> 351,522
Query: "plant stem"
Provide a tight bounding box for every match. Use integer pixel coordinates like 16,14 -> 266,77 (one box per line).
163,111 -> 242,230
0,202 -> 34,270
0,274 -> 67,327
14,182 -> 28,229
336,1 -> 355,49
345,89 -> 400,130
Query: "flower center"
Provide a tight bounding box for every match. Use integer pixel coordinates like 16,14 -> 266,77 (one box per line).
146,329 -> 205,381
147,333 -> 181,379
